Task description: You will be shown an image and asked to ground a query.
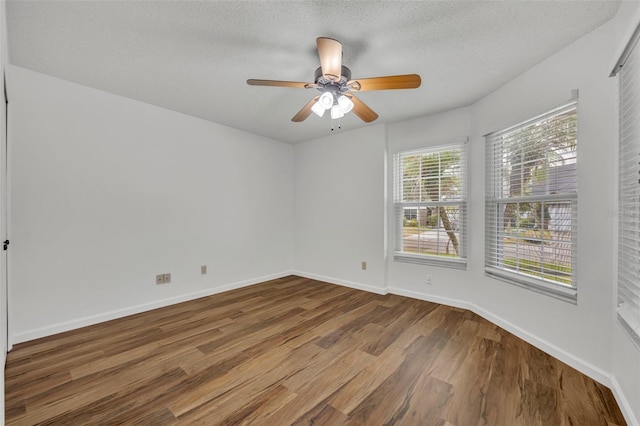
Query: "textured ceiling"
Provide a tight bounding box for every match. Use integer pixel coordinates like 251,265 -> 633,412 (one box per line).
6,1 -> 620,144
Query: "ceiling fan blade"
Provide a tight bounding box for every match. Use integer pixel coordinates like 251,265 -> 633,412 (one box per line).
317,37 -> 342,81
349,74 -> 421,91
292,96 -> 320,122
346,94 -> 379,122
247,79 -> 311,88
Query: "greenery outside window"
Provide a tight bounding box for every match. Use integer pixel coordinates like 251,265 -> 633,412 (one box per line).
485,101 -> 578,302
393,144 -> 467,269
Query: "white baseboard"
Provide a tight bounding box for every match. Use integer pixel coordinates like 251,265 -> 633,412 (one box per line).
8,272 -> 637,425
389,286 -> 640,424
610,375 -> 639,426
388,286 -> 472,311
389,285 -> 611,386
10,270 -> 294,345
364,283 -> 638,425
301,280 -> 618,394
474,304 -> 612,386
293,270 -> 388,295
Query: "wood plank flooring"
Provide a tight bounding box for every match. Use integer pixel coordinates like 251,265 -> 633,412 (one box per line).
5,276 -> 626,425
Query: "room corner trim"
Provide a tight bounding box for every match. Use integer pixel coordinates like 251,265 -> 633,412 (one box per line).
292,270 -> 388,295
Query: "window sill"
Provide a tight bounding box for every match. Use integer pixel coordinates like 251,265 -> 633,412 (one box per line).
394,253 -> 467,270
617,308 -> 640,350
484,266 -> 577,304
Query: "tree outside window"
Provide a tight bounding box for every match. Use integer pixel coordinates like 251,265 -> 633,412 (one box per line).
485,101 -> 577,302
394,144 -> 467,268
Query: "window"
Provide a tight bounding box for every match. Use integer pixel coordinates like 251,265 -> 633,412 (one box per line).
613,24 -> 640,347
485,101 -> 578,302
393,144 -> 467,269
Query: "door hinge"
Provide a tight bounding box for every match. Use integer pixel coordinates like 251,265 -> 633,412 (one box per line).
3,240 -> 9,250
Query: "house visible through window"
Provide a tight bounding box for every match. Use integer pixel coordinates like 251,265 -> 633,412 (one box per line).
393,143 -> 467,269
485,100 -> 578,302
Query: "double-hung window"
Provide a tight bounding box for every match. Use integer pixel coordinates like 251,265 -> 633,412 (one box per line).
393,144 -> 467,269
485,101 -> 578,302
612,23 -> 640,347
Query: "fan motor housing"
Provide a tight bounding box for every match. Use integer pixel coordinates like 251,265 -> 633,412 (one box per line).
314,66 -> 352,90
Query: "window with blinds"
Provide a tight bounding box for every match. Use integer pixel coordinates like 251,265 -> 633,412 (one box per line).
393,144 -> 467,269
613,24 -> 640,347
485,101 -> 578,302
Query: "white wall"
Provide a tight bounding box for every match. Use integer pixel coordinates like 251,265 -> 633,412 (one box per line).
385,17 -> 619,381
5,3 -> 638,423
0,0 -> 7,423
611,1 -> 640,423
293,124 -> 386,294
388,16 -> 639,422
470,6 -> 618,385
293,7 -> 638,424
386,107 -> 472,306
6,65 -> 293,343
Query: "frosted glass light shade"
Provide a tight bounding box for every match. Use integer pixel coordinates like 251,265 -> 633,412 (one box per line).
337,95 -> 354,113
311,101 -> 325,117
331,104 -> 344,119
318,92 -> 334,109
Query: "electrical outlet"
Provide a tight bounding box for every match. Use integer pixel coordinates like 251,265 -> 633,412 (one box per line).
426,274 -> 433,285
201,265 -> 207,275
156,273 -> 171,284
361,261 -> 367,270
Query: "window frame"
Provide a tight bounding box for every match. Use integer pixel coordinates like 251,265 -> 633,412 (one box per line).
484,100 -> 578,303
612,21 -> 640,348
393,142 -> 467,269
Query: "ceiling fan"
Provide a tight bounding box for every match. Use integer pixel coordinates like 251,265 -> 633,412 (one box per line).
247,37 -> 421,124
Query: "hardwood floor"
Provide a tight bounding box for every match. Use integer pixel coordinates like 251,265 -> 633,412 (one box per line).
5,276 -> 626,425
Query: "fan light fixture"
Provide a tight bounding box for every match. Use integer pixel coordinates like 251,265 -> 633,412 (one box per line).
330,104 -> 344,119
247,37 -> 422,127
311,101 -> 326,117
337,95 -> 354,114
312,92 -> 354,120
312,92 -> 334,117
318,92 -> 333,108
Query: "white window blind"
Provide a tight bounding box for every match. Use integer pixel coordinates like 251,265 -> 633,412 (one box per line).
393,143 -> 467,269
485,101 -> 578,302
613,24 -> 640,347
